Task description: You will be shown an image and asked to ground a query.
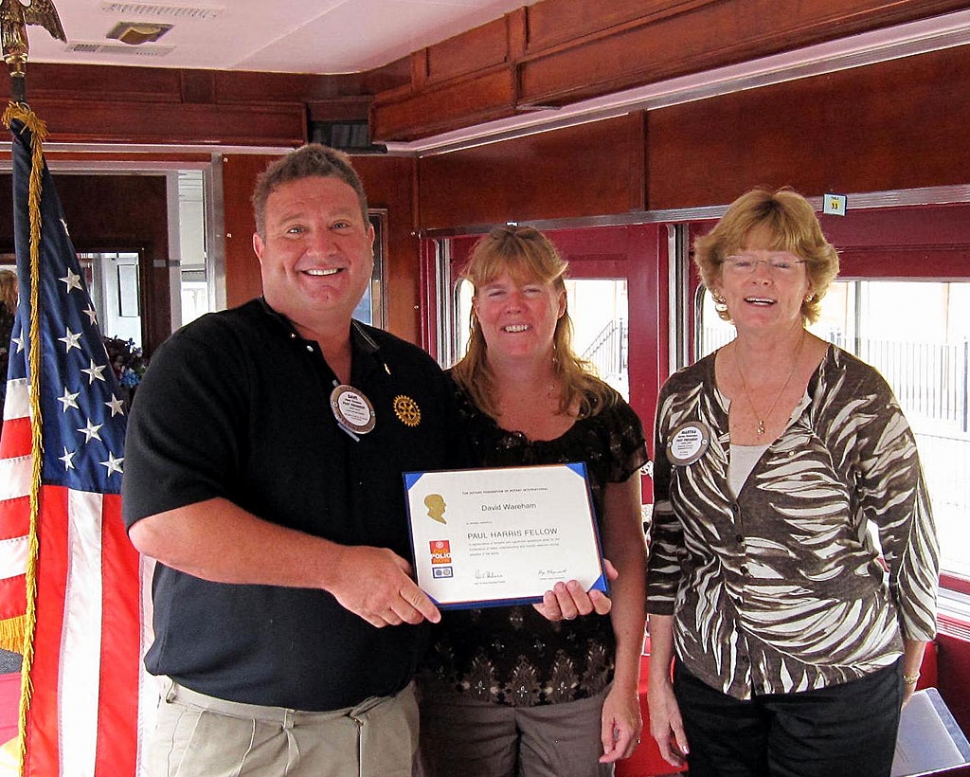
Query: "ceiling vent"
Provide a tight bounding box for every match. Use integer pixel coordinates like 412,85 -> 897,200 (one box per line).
64,41 -> 175,57
100,2 -> 224,20
106,21 -> 173,44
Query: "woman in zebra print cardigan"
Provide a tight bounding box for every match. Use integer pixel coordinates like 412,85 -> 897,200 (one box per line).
646,188 -> 939,777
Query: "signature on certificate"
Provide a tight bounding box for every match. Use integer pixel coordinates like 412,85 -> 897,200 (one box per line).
538,568 -> 567,579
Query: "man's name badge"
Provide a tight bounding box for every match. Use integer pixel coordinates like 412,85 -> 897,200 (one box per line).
667,422 -> 711,465
330,384 -> 376,435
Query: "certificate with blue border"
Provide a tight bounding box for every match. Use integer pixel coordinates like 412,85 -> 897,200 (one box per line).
403,463 -> 608,609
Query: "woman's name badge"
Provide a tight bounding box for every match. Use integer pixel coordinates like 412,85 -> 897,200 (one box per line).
330,384 -> 376,436
667,422 -> 711,465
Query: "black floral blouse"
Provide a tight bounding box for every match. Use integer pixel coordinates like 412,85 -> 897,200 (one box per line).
420,375 -> 648,706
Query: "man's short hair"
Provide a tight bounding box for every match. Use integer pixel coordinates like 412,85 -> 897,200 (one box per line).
251,144 -> 369,237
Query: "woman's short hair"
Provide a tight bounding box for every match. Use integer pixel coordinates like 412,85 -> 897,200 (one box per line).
693,187 -> 840,324
451,225 -> 614,419
251,144 -> 368,238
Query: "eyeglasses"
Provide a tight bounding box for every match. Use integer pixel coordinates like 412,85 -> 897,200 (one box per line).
722,255 -> 806,276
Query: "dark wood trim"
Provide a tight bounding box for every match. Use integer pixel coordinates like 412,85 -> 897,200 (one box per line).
426,16 -> 509,86
645,46 -> 970,210
415,114 -> 644,230
371,68 -> 517,142
371,0 -> 970,141
3,0 -> 964,148
22,99 -> 307,147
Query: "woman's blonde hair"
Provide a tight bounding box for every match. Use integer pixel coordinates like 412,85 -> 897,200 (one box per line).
451,225 -> 614,419
693,187 -> 840,325
0,270 -> 17,315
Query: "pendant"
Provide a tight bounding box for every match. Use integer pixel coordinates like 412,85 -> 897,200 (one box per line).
756,420 -> 765,435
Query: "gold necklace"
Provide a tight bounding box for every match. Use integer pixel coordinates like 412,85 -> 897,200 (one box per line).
734,331 -> 806,436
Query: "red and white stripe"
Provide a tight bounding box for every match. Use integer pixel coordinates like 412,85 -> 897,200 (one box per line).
1,377 -> 156,777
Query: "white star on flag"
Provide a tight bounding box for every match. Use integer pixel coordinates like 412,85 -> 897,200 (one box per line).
59,267 -> 83,294
100,453 -> 124,477
81,359 -> 107,384
58,327 -> 83,352
77,419 -> 104,443
105,395 -> 126,417
57,387 -> 81,412
58,447 -> 77,470
83,305 -> 98,326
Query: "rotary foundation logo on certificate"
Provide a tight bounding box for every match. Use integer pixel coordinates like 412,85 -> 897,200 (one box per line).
429,540 -> 454,578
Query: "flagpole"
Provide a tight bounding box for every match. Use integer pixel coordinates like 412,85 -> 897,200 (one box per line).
3,6 -> 72,774
1,102 -> 46,777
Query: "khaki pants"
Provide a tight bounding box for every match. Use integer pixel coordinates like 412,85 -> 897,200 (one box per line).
148,679 -> 419,777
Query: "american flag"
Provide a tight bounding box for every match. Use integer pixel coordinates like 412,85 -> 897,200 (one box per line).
0,109 -> 152,776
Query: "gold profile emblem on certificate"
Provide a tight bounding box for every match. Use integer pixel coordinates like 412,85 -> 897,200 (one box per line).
424,493 -> 447,524
393,395 -> 421,427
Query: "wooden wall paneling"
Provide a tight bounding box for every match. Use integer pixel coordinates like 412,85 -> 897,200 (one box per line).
426,16 -> 510,85
219,153 -> 421,344
360,57 -> 412,95
367,0 -> 966,140
353,156 -> 420,343
524,0 -> 711,53
630,110 -> 648,212
3,63 -> 182,103
415,113 -> 645,230
508,7 -> 528,60
9,64 -> 374,107
371,68 -> 517,142
645,45 -> 970,210
820,203 -> 970,251
212,71 -> 369,105
23,100 -> 307,148
221,154 -> 276,310
412,50 -> 430,92
1,65 -> 379,147
518,0 -> 970,108
0,173 -> 171,355
181,70 -> 216,104
821,205 -> 970,279
306,96 -> 373,124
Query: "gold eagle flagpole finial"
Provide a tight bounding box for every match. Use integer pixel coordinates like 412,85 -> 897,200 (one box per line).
2,0 -> 66,103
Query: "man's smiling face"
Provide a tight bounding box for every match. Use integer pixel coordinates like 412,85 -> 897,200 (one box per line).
253,175 -> 374,338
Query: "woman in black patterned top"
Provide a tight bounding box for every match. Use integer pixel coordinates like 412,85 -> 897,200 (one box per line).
417,226 -> 649,777
646,188 -> 939,777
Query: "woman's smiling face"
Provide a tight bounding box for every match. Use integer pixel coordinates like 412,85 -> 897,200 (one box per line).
713,228 -> 812,336
473,270 -> 566,364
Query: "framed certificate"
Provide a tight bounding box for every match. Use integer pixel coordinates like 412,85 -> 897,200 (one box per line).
403,463 -> 608,609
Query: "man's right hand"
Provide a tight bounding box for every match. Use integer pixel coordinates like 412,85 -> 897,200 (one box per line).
328,545 -> 441,628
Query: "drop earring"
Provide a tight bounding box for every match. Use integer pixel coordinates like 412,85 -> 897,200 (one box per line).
712,291 -> 729,315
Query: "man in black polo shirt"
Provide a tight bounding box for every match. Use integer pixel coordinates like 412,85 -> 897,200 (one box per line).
123,145 -> 464,777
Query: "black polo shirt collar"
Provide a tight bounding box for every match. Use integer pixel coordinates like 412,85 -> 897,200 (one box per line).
256,296 -> 385,381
